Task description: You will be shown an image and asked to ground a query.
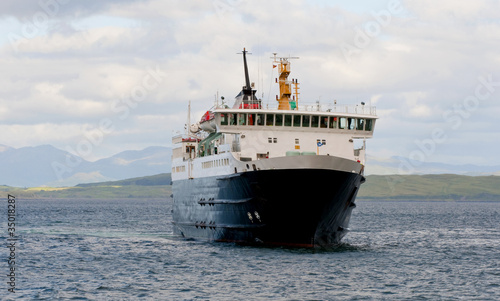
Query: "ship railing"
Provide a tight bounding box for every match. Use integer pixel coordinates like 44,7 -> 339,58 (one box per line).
294,103 -> 377,116
217,102 -> 377,116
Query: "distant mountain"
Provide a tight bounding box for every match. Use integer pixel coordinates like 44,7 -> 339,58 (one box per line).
0,144 -> 13,152
79,146 -> 172,181
0,145 -> 171,187
76,173 -> 172,187
2,143 -> 498,187
0,144 -> 92,187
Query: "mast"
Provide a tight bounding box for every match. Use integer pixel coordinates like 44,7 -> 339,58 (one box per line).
187,100 -> 191,135
293,78 -> 300,108
272,53 -> 299,110
233,48 -> 261,109
242,48 -> 252,96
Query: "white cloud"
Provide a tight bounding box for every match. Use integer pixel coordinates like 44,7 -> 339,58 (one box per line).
405,0 -> 500,22
0,0 -> 499,167
0,123 -> 85,148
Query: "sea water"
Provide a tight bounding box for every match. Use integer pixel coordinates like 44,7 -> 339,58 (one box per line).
1,198 -> 499,300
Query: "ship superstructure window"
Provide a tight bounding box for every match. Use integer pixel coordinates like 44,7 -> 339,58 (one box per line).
315,139 -> 326,145
268,137 -> 272,143
256,114 -> 265,126
220,113 -> 228,125
365,119 -> 373,131
302,115 -> 310,127
230,113 -> 237,125
348,118 -> 356,130
293,115 -> 301,127
266,114 -> 274,126
201,160 -> 229,169
174,165 -> 186,173
311,115 -> 319,127
295,138 -> 300,144
273,138 -> 278,143
320,116 -> 328,128
339,117 -> 346,129
257,153 -> 268,159
275,114 -> 283,126
357,118 -> 365,130
248,113 -> 255,125
221,112 -> 373,130
238,113 -> 247,125
329,116 -> 337,129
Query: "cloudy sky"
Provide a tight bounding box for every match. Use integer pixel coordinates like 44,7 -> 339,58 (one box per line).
1,0 -> 499,168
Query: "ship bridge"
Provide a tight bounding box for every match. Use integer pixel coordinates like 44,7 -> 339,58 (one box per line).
174,48 -> 378,169
189,101 -> 377,164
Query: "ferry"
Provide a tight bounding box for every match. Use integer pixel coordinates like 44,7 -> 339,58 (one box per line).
171,49 -> 377,247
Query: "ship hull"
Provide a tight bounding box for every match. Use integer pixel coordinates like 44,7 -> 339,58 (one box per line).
172,168 -> 364,247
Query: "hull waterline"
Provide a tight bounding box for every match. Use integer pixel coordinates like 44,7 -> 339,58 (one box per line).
172,168 -> 364,247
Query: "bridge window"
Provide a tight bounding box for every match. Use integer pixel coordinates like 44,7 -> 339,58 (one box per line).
339,117 -> 346,129
302,115 -> 310,127
348,118 -> 356,130
229,113 -> 237,125
357,118 -> 365,130
311,115 -> 319,127
248,113 -> 255,125
284,115 -> 292,126
293,114 -> 301,127
329,116 -> 337,129
248,114 -> 255,125
366,119 -> 373,131
238,113 -> 247,125
320,116 -> 328,128
275,114 -> 283,126
256,114 -> 265,126
266,114 -> 274,126
220,113 -> 228,125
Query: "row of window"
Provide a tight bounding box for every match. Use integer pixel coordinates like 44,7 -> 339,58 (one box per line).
202,158 -> 230,169
220,113 -> 374,131
172,165 -> 186,173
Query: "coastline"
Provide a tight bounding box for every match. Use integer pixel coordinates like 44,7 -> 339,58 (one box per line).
2,173 -> 499,201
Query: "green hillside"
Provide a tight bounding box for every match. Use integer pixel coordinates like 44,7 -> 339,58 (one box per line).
1,173 -> 499,200
0,173 -> 172,199
76,173 -> 171,187
358,174 -> 500,201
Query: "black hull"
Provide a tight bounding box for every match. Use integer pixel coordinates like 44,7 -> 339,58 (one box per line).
172,169 -> 364,247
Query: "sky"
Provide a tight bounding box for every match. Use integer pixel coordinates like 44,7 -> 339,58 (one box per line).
1,0 -> 499,169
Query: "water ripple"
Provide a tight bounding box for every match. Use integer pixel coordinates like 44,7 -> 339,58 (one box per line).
2,199 -> 499,300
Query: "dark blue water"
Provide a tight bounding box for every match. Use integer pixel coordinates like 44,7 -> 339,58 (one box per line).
2,199 -> 499,300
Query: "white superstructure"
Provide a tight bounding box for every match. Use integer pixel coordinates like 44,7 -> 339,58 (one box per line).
172,50 -> 377,182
